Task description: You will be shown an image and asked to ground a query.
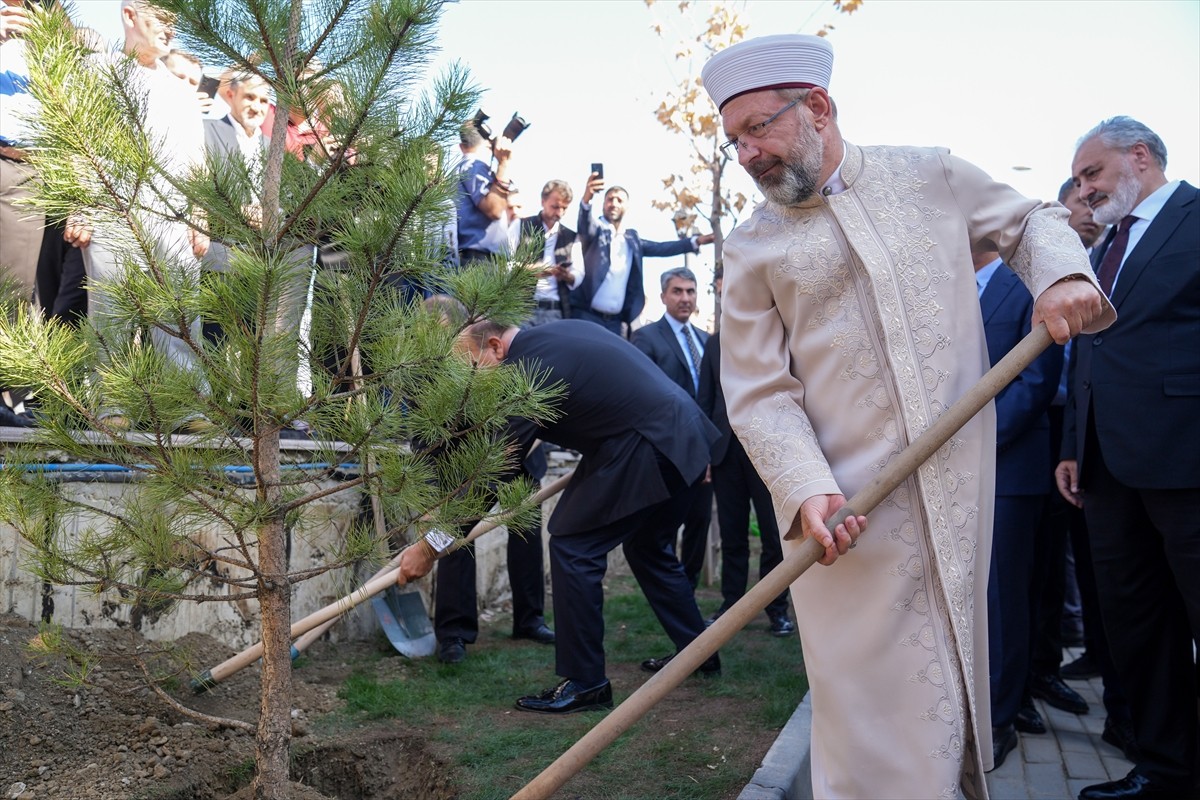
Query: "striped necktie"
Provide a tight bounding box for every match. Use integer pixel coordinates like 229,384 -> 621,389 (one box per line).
682,325 -> 702,391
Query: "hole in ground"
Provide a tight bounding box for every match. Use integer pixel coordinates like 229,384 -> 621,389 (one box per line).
289,731 -> 458,800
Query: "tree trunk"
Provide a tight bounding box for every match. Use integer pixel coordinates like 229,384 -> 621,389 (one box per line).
253,431 -> 292,799
710,154 -> 725,331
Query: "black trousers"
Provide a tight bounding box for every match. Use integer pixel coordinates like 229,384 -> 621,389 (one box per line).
677,481 -> 712,588
712,439 -> 788,618
1083,433 -> 1199,789
434,510 -> 546,642
549,466 -> 707,686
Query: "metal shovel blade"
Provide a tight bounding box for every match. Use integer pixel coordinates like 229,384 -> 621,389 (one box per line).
371,585 -> 437,658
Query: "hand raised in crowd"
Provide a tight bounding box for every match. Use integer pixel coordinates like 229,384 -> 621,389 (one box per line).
1033,277 -> 1106,345
491,135 -> 513,165
581,171 -> 605,205
0,2 -> 32,42
786,493 -> 867,567
697,232 -> 715,245
194,90 -> 213,116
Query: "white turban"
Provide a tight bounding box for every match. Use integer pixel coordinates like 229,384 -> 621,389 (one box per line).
701,34 -> 834,111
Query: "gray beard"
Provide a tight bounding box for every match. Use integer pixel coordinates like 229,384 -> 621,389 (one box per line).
757,120 -> 825,206
1091,164 -> 1142,226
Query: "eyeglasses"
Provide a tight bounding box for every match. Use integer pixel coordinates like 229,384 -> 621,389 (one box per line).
719,97 -> 803,160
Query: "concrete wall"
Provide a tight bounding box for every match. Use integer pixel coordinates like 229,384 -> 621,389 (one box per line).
0,450 -> 580,650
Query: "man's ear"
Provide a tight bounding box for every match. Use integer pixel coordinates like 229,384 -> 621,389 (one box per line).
1128,141 -> 1153,172
807,88 -> 834,131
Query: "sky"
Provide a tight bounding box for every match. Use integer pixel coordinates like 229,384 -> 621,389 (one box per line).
70,0 -> 1200,327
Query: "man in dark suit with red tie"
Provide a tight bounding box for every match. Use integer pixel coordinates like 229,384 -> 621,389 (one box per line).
457,319 -> 719,714
1059,116 -> 1199,800
631,267 -> 712,587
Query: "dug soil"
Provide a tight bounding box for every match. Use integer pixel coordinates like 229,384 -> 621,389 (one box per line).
0,603 -> 790,800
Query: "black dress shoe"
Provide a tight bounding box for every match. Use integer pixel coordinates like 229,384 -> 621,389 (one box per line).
1079,771 -> 1178,799
437,637 -> 466,664
640,652 -> 721,676
988,724 -> 1018,772
1061,651 -> 1102,681
1100,716 -> 1141,762
513,623 -> 556,644
1030,672 -> 1089,714
515,679 -> 613,714
767,613 -> 796,637
1015,699 -> 1047,734
1015,697 -> 1047,734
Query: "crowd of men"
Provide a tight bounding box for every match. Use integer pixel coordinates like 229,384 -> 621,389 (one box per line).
5,5 -> 1196,799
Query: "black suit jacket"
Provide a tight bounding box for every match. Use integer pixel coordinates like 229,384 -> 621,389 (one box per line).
519,214 -> 577,313
697,331 -> 734,465
980,264 -> 1063,495
630,316 -> 708,400
503,320 -> 718,535
571,203 -> 698,324
1064,181 -> 1200,488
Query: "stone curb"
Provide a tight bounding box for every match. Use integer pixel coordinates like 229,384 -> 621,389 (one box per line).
738,692 -> 812,800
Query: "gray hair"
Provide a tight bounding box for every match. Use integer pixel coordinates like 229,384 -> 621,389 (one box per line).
660,267 -> 697,292
1078,116 -> 1167,171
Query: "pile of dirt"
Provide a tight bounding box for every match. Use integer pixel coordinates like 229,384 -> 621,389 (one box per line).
0,614 -> 455,800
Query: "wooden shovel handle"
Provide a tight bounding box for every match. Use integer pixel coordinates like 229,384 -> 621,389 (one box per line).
511,323 -> 1054,799
192,470 -> 574,692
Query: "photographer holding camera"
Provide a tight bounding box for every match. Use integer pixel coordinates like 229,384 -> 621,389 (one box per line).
455,111 -> 527,265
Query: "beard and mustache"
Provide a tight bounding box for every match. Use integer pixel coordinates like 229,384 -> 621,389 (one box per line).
1089,159 -> 1143,226
747,115 -> 825,206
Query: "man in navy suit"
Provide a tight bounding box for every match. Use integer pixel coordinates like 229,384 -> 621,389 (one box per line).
1060,117 -> 1199,800
571,174 -> 712,337
457,319 -> 719,713
631,267 -> 713,586
975,249 -> 1064,770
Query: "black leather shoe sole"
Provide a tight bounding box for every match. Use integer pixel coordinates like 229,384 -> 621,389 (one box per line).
1015,702 -> 1047,734
767,616 -> 796,637
512,625 -> 556,644
515,680 -> 613,714
988,725 -> 1018,772
437,639 -> 466,664
1030,674 -> 1089,714
640,652 -> 721,676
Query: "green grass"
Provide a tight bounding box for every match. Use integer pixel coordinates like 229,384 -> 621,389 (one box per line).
333,569 -> 808,800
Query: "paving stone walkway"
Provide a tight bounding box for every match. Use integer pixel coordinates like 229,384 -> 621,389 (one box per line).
739,647 -> 1132,799
987,647 -> 1132,800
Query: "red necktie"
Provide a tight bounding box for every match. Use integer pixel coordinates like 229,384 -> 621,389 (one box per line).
1096,215 -> 1137,297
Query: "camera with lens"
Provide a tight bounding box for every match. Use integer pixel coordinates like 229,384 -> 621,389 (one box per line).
472,110 -> 531,143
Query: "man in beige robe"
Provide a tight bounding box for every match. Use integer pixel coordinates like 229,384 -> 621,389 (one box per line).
701,35 -> 1114,799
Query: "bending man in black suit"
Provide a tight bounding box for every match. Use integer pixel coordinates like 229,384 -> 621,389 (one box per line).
459,318 -> 720,713
1060,116 -> 1200,800
631,267 -> 712,587
975,250 -> 1064,771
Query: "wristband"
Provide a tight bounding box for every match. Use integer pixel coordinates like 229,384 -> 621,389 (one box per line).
423,528 -> 456,556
